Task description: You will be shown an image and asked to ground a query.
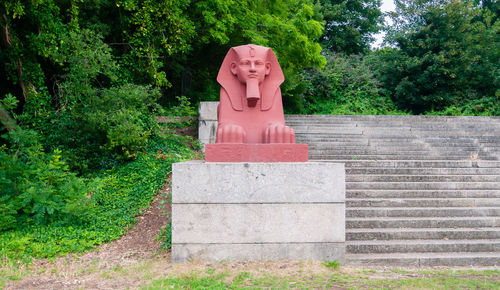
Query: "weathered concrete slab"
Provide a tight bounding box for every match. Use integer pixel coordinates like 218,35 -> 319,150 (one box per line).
198,101 -> 218,121
198,102 -> 219,152
172,243 -> 345,262
198,120 -> 217,143
172,161 -> 345,203
172,204 -> 345,243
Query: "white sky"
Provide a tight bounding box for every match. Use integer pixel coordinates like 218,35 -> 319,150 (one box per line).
372,0 -> 396,48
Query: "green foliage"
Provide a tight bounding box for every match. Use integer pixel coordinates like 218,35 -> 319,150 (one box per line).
157,222 -> 172,251
165,96 -> 197,117
322,260 -> 340,269
0,134 -> 196,261
116,0 -> 195,87
319,0 -> 384,54
0,129 -> 88,231
300,53 -> 404,115
377,0 -> 499,114
425,96 -> 500,116
166,0 -> 326,104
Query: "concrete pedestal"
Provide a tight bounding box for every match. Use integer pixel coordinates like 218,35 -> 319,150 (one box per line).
172,161 -> 345,262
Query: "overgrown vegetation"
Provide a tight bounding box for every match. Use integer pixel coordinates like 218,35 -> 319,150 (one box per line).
375,0 -> 499,115
299,0 -> 499,116
298,53 -> 405,115
0,133 -> 197,262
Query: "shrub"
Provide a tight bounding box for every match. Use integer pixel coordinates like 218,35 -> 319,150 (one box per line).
0,129 -> 88,231
300,53 -> 404,115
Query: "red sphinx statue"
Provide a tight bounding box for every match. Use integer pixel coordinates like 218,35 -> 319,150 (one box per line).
205,44 -> 308,162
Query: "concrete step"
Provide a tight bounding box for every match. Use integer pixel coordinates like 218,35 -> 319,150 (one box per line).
347,239 -> 500,254
298,141 -> 370,146
360,130 -> 499,136
308,145 -> 491,153
346,252 -> 500,266
346,228 -> 500,241
308,144 -> 429,150
292,125 -> 500,134
346,189 -> 500,199
346,182 -> 500,190
374,142 -> 480,148
286,114 -> 500,121
286,114 -> 500,119
347,207 -> 500,218
346,217 -> 500,229
346,198 -> 500,207
312,155 -> 497,161
322,160 -> 500,168
320,160 -> 500,168
346,168 -> 500,175
293,128 -> 362,134
346,175 -> 500,182
310,150 -> 440,156
285,115 -> 498,121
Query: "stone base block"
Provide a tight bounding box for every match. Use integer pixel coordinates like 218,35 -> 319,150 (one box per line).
205,143 -> 308,162
172,243 -> 345,262
172,161 -> 345,262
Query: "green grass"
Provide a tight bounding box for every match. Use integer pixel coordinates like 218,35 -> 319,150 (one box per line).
321,260 -> 340,269
144,269 -> 500,289
0,132 -> 198,264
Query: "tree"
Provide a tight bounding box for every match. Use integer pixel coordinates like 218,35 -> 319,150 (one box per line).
376,0 -> 499,114
166,0 -> 326,105
319,0 -> 384,54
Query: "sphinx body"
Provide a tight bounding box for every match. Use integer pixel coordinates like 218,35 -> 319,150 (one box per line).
216,44 -> 295,144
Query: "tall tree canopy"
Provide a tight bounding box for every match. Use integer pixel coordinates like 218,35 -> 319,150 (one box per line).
0,0 -> 327,171
0,0 -> 326,112
374,0 -> 499,114
319,0 -> 384,54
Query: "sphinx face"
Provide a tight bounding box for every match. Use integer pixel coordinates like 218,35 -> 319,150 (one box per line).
230,48 -> 272,107
231,57 -> 271,84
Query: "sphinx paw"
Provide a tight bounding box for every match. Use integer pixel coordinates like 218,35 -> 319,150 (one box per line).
264,123 -> 295,143
216,123 -> 247,143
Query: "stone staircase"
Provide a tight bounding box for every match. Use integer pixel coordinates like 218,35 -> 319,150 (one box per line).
286,115 -> 500,266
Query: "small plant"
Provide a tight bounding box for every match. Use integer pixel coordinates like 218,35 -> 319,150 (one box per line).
157,222 -> 172,250
322,260 -> 340,269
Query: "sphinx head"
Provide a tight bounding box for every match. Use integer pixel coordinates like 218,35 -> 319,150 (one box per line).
230,45 -> 271,84
230,45 -> 271,106
217,44 -> 284,111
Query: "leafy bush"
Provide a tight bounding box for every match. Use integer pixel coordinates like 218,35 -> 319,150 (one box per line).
300,53 -> 404,115
23,29 -> 164,173
0,129 -> 88,231
0,132 -> 196,262
426,96 -> 500,116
